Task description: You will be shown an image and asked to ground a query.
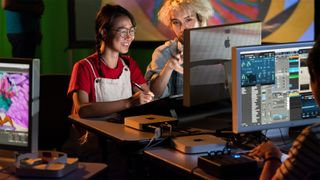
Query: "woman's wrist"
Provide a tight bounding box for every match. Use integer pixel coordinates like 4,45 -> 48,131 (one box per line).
265,151 -> 281,160
127,94 -> 138,108
264,157 -> 282,164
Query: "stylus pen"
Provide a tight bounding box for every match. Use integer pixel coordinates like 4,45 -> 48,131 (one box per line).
132,81 -> 144,92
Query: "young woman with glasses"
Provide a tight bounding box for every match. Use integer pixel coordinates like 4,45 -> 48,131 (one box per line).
68,4 -> 154,118
64,4 -> 154,168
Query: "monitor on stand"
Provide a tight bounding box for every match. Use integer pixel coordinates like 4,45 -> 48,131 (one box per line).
0,58 -> 40,169
231,41 -> 319,147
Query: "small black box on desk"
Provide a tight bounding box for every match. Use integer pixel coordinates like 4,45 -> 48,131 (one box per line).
198,154 -> 258,178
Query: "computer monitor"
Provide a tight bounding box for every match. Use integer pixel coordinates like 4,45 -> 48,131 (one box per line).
183,21 -> 262,107
0,58 -> 40,153
232,41 -> 319,134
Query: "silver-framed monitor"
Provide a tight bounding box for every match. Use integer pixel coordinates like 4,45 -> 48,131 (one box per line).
183,21 -> 262,107
0,58 -> 40,153
231,41 -> 319,133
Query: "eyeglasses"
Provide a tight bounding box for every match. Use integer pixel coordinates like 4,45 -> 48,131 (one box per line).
114,27 -> 136,38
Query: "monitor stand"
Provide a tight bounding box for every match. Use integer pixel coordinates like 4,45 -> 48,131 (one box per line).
263,127 -> 293,153
177,111 -> 232,131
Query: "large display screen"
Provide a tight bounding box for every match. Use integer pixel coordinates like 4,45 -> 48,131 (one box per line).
68,0 -> 314,47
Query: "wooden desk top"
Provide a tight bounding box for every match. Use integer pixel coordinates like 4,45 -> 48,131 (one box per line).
145,147 -> 261,180
69,114 -> 154,142
144,147 -> 217,179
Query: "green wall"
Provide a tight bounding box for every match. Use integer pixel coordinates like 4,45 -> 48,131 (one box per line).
0,4 -> 11,58
0,0 -> 153,75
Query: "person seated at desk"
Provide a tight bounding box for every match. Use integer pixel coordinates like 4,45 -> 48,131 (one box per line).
250,39 -> 320,180
68,4 -> 154,118
145,0 -> 213,99
64,4 -> 154,162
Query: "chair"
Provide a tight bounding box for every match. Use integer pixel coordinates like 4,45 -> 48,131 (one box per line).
38,74 -> 72,151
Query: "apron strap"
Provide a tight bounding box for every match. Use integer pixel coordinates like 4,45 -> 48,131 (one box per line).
119,58 -> 129,69
84,59 -> 97,79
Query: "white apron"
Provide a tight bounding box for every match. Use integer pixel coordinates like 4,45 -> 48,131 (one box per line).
85,58 -> 132,102
62,58 -> 133,161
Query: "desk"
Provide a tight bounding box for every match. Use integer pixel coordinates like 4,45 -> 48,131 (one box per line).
0,162 -> 107,179
144,147 -> 259,180
69,114 -> 154,143
144,147 -> 216,179
68,97 -> 232,143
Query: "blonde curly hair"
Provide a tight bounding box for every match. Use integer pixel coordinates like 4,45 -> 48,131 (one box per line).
158,0 -> 213,27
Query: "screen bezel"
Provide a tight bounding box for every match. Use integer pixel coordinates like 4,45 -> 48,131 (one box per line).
0,58 -> 39,153
232,41 -> 318,133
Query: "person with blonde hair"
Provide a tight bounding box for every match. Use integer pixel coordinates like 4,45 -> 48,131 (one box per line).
145,0 -> 213,98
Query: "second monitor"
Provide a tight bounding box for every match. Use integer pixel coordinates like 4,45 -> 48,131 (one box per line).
183,21 -> 262,107
232,41 -> 319,134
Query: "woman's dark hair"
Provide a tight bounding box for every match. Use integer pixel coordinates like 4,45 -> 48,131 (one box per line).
95,4 -> 136,77
307,39 -> 320,83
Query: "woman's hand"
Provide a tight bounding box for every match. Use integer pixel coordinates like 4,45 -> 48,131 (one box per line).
139,91 -> 154,104
249,141 -> 282,159
167,52 -> 183,74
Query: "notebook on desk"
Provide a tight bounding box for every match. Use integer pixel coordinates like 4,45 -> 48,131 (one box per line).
171,134 -> 226,154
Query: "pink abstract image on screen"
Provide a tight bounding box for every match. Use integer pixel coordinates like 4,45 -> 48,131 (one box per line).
0,72 -> 29,132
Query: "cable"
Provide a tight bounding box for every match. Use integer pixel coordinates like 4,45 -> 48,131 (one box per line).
142,123 -> 175,151
279,128 -> 286,144
143,138 -> 155,150
143,127 -> 161,150
190,166 -> 200,175
144,137 -> 169,150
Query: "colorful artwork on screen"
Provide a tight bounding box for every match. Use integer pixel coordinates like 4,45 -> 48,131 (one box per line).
0,72 -> 29,132
101,0 -> 314,42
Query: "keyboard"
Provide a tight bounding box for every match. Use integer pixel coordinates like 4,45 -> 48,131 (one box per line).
235,151 -> 264,167
198,153 -> 260,178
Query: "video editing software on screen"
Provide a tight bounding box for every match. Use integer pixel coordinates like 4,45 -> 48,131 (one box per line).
240,45 -> 319,128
